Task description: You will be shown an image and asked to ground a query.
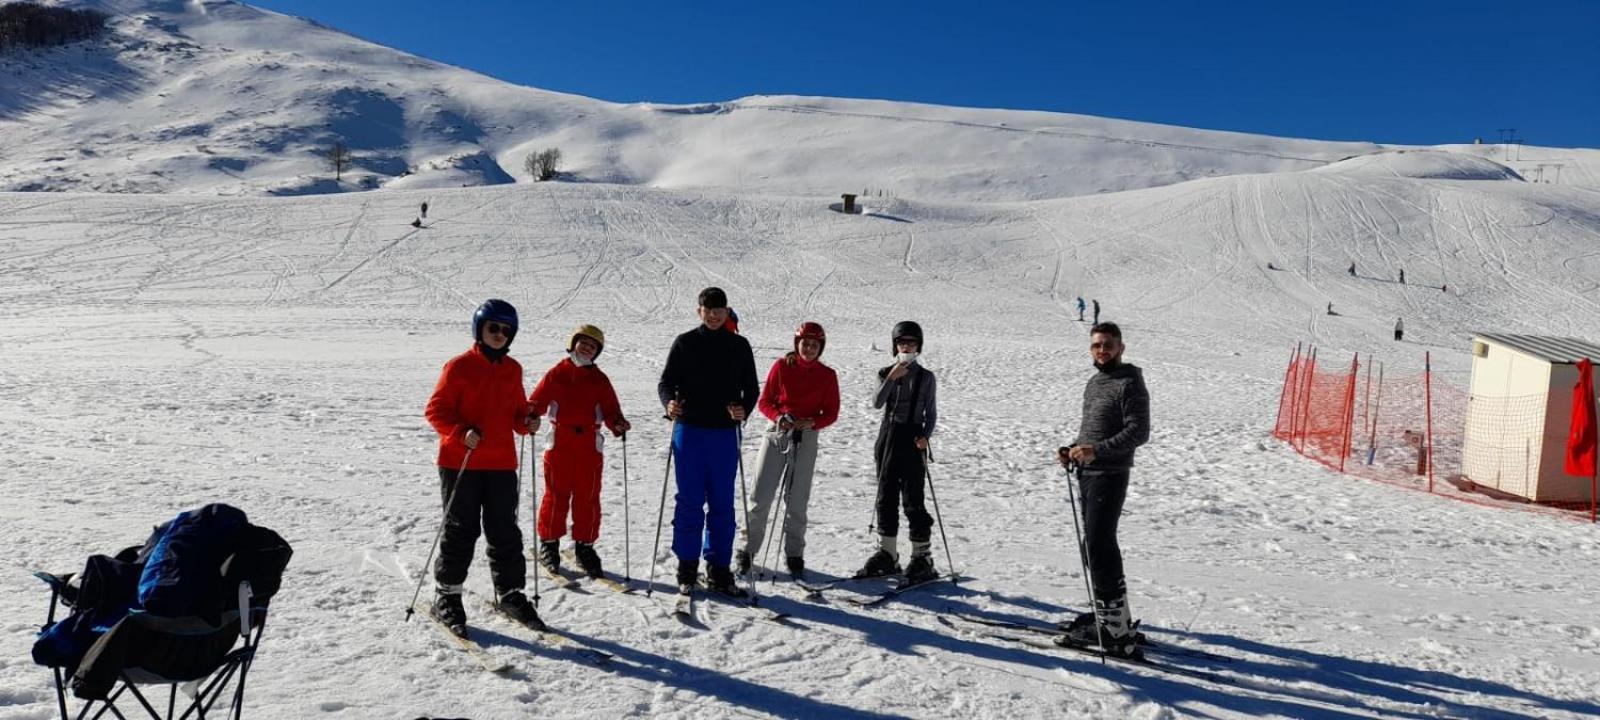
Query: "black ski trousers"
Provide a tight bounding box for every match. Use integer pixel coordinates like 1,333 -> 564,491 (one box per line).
874,423 -> 932,542
1077,468 -> 1129,602
434,467 -> 526,593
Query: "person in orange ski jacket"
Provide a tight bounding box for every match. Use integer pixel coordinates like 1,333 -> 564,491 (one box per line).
423,299 -> 541,634
527,324 -> 631,579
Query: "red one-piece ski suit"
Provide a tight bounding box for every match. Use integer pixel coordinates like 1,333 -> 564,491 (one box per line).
527,357 -> 626,543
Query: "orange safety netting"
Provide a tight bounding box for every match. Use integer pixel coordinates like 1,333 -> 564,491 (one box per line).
1272,344 -> 1596,522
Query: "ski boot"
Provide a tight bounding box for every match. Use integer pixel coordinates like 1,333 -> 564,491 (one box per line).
537,539 -> 560,574
785,555 -> 805,582
494,590 -> 547,632
573,542 -> 604,579
854,549 -> 901,579
735,548 -> 752,576
1054,595 -> 1139,658
676,559 -> 700,588
431,591 -> 467,636
1056,622 -> 1140,658
1056,610 -> 1096,633
904,553 -> 937,584
705,564 -> 749,599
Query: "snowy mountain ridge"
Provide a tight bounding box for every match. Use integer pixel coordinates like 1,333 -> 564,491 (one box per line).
4,0 -> 1597,199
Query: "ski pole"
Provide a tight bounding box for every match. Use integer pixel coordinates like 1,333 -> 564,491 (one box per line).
922,448 -> 958,585
735,421 -> 760,604
406,448 -> 473,621
1064,461 -> 1106,664
530,432 -> 541,606
621,432 -> 632,584
761,429 -> 800,583
647,420 -> 677,598
762,430 -> 798,580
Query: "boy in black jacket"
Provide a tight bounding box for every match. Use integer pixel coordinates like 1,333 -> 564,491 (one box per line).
657,288 -> 760,597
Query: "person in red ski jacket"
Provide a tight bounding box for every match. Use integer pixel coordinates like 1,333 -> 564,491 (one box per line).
527,324 -> 631,579
735,321 -> 839,581
423,299 -> 541,633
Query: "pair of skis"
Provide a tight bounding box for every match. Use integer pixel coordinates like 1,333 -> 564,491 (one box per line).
538,554 -> 634,594
425,590 -> 614,672
427,617 -> 513,674
797,572 -> 951,607
936,613 -> 1232,684
667,570 -> 950,623
943,612 -> 1233,663
672,577 -> 792,624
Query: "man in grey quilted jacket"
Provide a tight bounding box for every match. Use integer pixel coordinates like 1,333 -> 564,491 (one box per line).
1055,322 -> 1150,655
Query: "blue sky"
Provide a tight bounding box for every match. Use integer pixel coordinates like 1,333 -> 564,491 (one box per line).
249,0 -> 1598,148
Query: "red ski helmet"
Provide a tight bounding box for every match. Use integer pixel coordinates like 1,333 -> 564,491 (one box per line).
794,321 -> 826,356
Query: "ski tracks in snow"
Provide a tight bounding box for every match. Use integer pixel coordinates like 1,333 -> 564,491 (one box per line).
6,183 -> 1600,718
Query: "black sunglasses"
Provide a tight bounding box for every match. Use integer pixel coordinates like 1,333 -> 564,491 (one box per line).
485,322 -> 514,336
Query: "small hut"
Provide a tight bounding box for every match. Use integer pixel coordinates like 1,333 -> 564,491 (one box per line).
1461,333 -> 1600,502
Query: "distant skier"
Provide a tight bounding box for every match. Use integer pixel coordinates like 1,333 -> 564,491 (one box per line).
527,325 -> 631,580
421,201 -> 429,219
726,307 -> 741,335
1326,302 -> 1334,315
1348,262 -> 1356,276
1394,317 -> 1404,342
1266,262 -> 1278,271
856,321 -> 939,585
1055,321 -> 1149,657
423,299 -> 541,635
658,288 -> 760,599
736,321 -> 839,581
411,218 -> 422,229
1092,299 -> 1101,325
1398,268 -> 1406,284
1076,297 -> 1086,322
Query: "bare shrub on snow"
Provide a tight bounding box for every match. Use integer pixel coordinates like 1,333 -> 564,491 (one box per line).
525,148 -> 562,181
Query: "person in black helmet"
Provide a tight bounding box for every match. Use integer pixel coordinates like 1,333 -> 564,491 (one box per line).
423,299 -> 542,635
856,320 -> 940,585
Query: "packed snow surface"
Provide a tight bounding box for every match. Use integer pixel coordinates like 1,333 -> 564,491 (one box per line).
3,163 -> 1600,718
2,1 -> 1600,719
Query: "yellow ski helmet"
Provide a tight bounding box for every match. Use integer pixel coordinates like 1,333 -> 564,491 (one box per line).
568,324 -> 605,357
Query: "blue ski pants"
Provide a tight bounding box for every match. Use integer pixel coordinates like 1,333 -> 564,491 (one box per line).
671,423 -> 740,568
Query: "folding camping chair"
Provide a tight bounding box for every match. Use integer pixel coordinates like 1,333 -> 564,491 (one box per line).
35,571 -> 270,720
33,508 -> 290,720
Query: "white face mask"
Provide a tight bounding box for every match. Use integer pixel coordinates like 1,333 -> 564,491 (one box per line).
896,351 -> 919,365
569,351 -> 594,367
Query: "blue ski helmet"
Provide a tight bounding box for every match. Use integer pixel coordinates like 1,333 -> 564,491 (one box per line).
472,299 -> 519,344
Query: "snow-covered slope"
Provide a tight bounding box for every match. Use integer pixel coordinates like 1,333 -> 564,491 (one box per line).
2,154 -> 1599,717
1312,149 -> 1526,181
5,0 -> 1597,201
3,1 -> 1600,717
